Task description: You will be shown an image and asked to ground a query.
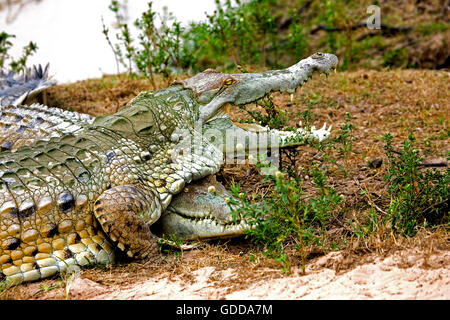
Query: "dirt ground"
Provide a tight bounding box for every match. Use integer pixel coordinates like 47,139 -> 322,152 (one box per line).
1,69 -> 448,300
4,237 -> 449,300
69,247 -> 450,300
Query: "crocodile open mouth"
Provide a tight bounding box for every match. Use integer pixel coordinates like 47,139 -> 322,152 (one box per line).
204,63 -> 337,125
176,52 -> 338,125
205,103 -> 231,123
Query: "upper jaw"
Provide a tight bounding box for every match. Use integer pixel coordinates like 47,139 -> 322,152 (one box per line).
198,52 -> 338,123
307,52 -> 339,74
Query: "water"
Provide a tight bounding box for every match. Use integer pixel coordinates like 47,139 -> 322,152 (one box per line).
0,0 -> 218,83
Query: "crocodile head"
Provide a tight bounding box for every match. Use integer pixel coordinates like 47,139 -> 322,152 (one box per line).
103,52 -> 337,141
172,52 -> 338,162
152,175 -> 248,240
174,52 -> 338,124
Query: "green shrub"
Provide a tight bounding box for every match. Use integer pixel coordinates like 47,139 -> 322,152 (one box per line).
102,0 -> 306,79
238,94 -> 289,130
0,31 -> 38,72
383,133 -> 449,236
333,112 -> 354,158
102,1 -> 187,85
383,48 -> 408,68
228,163 -> 342,273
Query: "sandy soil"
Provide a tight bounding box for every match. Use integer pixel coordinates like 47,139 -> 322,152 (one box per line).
89,250 -> 449,300
10,246 -> 445,300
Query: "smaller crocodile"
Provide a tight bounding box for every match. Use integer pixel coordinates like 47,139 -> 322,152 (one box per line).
152,174 -> 243,240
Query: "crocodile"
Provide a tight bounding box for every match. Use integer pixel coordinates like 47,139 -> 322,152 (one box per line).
0,61 -> 334,240
0,52 -> 338,285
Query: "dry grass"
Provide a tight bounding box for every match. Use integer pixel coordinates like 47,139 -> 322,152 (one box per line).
1,68 -> 448,299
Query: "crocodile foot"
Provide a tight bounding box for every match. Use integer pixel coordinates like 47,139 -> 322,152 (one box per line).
93,185 -> 162,260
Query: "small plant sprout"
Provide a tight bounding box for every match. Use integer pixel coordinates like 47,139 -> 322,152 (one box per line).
275,170 -> 284,179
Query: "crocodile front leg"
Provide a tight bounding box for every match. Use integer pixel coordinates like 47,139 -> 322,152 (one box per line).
93,185 -> 161,260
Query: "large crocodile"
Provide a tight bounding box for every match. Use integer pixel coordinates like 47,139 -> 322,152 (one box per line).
0,52 -> 338,285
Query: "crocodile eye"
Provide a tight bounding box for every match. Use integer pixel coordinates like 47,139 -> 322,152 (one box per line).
223,78 -> 235,86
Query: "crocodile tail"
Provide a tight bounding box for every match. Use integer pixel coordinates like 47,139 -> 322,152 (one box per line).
0,63 -> 56,107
